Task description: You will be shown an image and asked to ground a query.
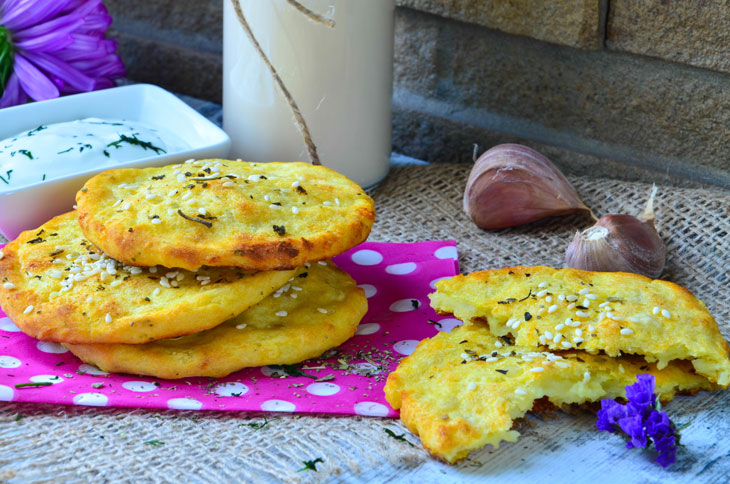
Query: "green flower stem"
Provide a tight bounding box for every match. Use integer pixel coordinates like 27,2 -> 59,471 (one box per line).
0,25 -> 14,94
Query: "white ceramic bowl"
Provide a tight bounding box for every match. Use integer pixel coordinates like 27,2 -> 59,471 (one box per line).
0,84 -> 230,240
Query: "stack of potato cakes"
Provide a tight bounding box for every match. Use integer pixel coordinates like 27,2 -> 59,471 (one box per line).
0,160 -> 374,379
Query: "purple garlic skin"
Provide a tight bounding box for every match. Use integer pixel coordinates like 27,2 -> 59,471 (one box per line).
464,144 -> 590,230
565,192 -> 666,279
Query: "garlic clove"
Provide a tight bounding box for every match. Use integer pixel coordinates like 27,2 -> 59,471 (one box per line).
565,187 -> 666,278
464,144 -> 591,229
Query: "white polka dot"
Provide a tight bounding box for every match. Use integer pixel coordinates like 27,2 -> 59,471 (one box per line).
393,340 -> 420,355
73,393 -> 108,406
167,398 -> 203,410
429,276 -> 451,290
357,284 -> 377,298
261,399 -> 296,412
434,318 -> 463,332
385,262 -> 417,275
36,341 -> 68,354
351,249 -> 383,266
0,317 -> 20,332
214,382 -> 249,397
355,323 -> 380,335
122,381 -> 157,393
0,385 -> 13,402
79,364 -> 108,376
30,374 -> 64,385
306,382 -> 341,396
354,401 -> 390,417
434,246 -> 458,260
389,299 -> 421,312
0,356 -> 21,368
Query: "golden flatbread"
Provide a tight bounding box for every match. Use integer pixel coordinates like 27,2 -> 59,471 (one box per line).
75,160 -> 375,271
0,212 -> 297,344
384,325 -> 715,463
65,260 -> 367,379
429,266 -> 730,387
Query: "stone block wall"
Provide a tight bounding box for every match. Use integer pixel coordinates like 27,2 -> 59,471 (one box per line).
105,0 -> 730,188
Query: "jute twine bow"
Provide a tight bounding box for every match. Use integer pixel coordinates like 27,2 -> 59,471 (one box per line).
230,0 -> 336,166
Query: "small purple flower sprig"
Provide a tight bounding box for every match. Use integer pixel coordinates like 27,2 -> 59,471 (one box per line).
597,374 -> 679,468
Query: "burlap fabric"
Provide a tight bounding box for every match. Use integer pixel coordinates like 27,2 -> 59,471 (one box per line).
1,164 -> 729,483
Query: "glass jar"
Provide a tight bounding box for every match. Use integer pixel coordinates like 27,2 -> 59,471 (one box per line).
223,0 -> 394,188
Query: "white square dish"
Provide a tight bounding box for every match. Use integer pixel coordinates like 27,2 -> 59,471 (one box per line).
0,84 -> 230,240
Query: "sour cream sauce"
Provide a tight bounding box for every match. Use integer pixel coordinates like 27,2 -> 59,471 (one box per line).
0,118 -> 187,191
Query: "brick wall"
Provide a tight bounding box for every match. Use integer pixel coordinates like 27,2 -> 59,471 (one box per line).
105,0 -> 730,188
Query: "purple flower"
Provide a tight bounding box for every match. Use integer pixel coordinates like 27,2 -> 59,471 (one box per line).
0,0 -> 125,108
596,374 -> 678,468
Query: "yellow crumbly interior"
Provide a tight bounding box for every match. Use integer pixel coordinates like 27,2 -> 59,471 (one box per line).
384,325 -> 715,463
429,266 -> 730,387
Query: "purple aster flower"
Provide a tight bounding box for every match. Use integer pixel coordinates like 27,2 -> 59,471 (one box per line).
596,374 -> 678,468
0,0 -> 125,108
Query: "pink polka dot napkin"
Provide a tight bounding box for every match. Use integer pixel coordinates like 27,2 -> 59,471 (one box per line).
0,241 -> 459,417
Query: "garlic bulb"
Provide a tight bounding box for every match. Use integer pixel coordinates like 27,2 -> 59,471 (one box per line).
464,144 -> 591,229
565,186 -> 666,278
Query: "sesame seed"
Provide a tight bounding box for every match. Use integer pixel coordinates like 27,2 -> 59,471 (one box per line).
538,335 -> 547,345
582,298 -> 591,307
583,371 -> 591,381
467,382 -> 477,391
561,341 -> 572,348
160,277 -> 171,288
269,204 -> 281,209
149,267 -> 158,273
112,200 -> 121,208
460,353 -> 469,360
185,158 -> 195,163
105,313 -> 112,323
86,297 -> 93,303
109,280 -> 123,287
236,323 -> 248,330
587,294 -> 597,300
575,310 -> 590,318
181,192 -> 192,201
317,308 -> 328,314
512,320 -> 522,329
564,317 -> 573,326
579,288 -> 590,295
608,313 -> 623,321
620,328 -> 634,335
555,323 -> 565,331
177,174 -> 187,183
167,189 -> 178,197
553,333 -> 563,343
555,361 -> 569,368
588,325 -> 596,332
322,201 -> 332,206
599,302 -> 611,308
122,202 -> 131,211
547,304 -> 558,314
264,195 -> 271,201
536,289 -> 548,298
151,219 -> 162,225
485,357 -> 499,362
566,295 -> 578,302
145,193 -> 157,200
222,181 -> 235,188
545,331 -> 553,340
575,328 -> 583,337
546,296 -> 553,303
198,207 -> 207,216
318,261 -> 328,266
567,303 -> 576,310
3,282 -> 15,290
573,337 -> 584,344
661,309 -> 671,319
515,389 -> 527,395
628,316 -> 640,323
530,367 -> 545,373
652,306 -> 660,315
24,305 -> 34,314
494,341 -> 502,348
536,308 -> 545,316
290,293 -> 298,299
292,180 -> 301,187
538,282 -> 548,288
558,294 -> 565,301
275,311 -> 287,317
335,198 -> 340,206
170,280 -> 179,288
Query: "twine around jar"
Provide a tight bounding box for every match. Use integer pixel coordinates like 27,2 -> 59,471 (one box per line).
229,0 -> 336,166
